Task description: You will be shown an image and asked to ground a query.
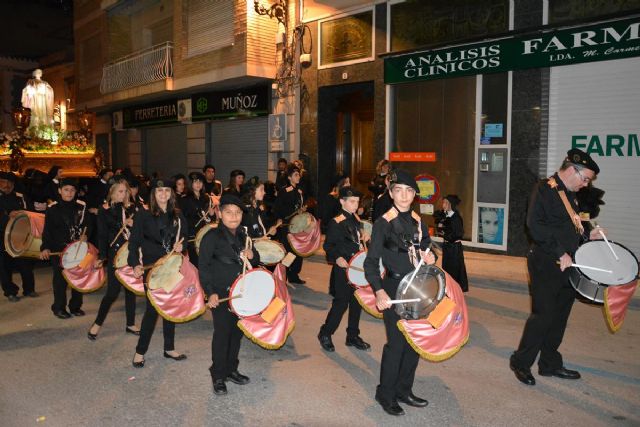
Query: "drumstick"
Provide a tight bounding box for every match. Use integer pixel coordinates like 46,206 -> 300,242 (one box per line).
597,226 -> 619,261
348,265 -> 365,272
217,294 -> 242,303
74,227 -> 88,258
49,251 -> 63,256
388,298 -> 421,305
556,261 -> 613,274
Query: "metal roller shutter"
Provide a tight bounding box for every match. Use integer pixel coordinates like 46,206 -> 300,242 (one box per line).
547,57 -> 640,256
144,125 -> 188,178
187,0 -> 234,57
210,117 -> 268,184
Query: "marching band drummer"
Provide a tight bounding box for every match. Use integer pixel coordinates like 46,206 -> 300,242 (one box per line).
0,171 -> 38,301
364,170 -> 435,416
128,178 -> 148,212
274,164 -> 306,285
318,186 -> 371,353
199,194 -> 261,396
129,178 -> 188,368
241,177 -> 278,240
181,172 -> 216,265
87,179 -> 139,340
40,178 -> 93,319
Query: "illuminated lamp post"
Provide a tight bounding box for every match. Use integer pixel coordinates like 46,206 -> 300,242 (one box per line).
9,107 -> 31,172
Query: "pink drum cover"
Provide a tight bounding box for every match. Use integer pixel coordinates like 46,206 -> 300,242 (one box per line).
603,280 -> 638,332
62,243 -> 106,293
147,258 -> 206,323
26,211 -> 45,237
115,266 -> 145,296
238,264 -> 296,350
396,272 -> 469,362
287,218 -> 321,257
354,285 -> 382,319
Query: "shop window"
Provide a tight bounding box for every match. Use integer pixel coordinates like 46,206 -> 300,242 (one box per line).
319,9 -> 374,68
549,0 -> 640,24
393,76 -> 476,239
480,72 -> 508,145
390,0 -> 509,52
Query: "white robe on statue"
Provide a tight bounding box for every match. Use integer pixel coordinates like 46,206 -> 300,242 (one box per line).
21,78 -> 54,128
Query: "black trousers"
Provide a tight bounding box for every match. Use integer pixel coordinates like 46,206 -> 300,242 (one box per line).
210,303 -> 243,380
320,266 -> 362,338
50,256 -> 82,312
512,247 -> 576,371
94,265 -> 136,327
377,277 -> 420,402
277,229 -> 303,280
0,250 -> 18,297
135,279 -> 175,354
442,242 -> 468,292
0,251 -> 36,296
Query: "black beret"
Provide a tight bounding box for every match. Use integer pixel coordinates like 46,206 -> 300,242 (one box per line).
445,194 -> 461,208
59,177 -> 79,189
0,171 -> 16,182
566,148 -> 600,175
219,194 -> 246,211
189,172 -> 205,182
339,186 -> 362,199
150,178 -> 174,190
390,169 -> 419,193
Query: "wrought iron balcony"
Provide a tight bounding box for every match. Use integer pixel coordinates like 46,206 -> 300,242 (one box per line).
100,42 -> 173,94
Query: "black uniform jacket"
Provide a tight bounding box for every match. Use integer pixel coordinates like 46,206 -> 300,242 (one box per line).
204,180 -> 222,197
323,210 -> 362,264
181,193 -> 213,238
242,204 -> 273,239
198,224 -> 260,298
527,173 -> 584,259
372,191 -> 393,223
274,185 -> 304,222
41,199 -> 92,252
127,209 -> 188,267
364,207 -> 431,292
97,202 -> 136,261
1,191 -> 32,239
436,210 -> 464,243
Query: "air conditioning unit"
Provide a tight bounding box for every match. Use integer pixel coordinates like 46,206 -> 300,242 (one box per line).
178,99 -> 192,123
113,110 -> 123,130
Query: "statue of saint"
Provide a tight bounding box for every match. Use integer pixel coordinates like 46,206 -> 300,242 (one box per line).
21,69 -> 54,128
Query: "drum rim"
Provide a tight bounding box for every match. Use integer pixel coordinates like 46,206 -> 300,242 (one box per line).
4,213 -> 35,255
60,240 -> 90,268
228,267 -> 276,316
396,264 -> 447,319
574,239 -> 639,285
113,241 -> 130,268
347,250 -> 369,287
254,239 -> 286,265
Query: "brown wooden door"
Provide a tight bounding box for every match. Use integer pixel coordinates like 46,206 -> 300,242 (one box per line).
351,109 -> 375,195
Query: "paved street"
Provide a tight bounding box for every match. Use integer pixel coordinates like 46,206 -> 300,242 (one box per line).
0,254 -> 638,427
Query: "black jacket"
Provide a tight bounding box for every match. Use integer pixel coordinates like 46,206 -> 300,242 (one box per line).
435,210 -> 464,243
242,204 -> 273,239
181,192 -> 213,238
274,185 -> 304,222
127,209 -> 188,267
97,203 -> 136,260
41,200 -> 92,252
323,210 -> 362,264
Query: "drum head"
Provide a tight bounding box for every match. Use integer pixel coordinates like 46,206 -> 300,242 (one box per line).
361,220 -> 373,237
148,254 -> 184,292
229,269 -> 275,317
254,239 -> 286,265
347,251 -> 383,287
289,213 -> 313,234
114,242 -> 130,269
395,265 -> 446,320
6,214 -> 32,255
62,241 -> 89,269
575,240 -> 639,285
195,223 -> 218,254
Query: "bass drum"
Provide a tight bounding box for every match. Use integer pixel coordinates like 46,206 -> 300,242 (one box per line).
569,240 -> 639,303
395,264 -> 446,320
254,239 -> 286,266
289,212 -> 315,234
228,268 -> 276,318
4,211 -> 45,258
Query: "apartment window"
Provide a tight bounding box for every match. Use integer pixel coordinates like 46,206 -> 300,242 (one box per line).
187,0 -> 234,57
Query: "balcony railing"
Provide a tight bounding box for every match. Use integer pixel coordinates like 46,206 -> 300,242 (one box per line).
100,41 -> 173,94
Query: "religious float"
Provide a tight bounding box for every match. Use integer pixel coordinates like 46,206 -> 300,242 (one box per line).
0,69 -> 103,177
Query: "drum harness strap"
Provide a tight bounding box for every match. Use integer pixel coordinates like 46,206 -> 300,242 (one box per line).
383,207 -> 423,273
548,177 -> 584,235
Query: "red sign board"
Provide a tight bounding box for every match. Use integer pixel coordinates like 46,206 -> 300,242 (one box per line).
389,152 -> 437,162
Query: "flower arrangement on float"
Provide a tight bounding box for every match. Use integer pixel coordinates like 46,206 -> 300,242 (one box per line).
3,125 -> 94,154
0,131 -> 21,155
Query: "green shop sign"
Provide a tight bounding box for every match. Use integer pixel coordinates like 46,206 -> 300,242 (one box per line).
572,134 -> 640,157
385,17 -> 640,84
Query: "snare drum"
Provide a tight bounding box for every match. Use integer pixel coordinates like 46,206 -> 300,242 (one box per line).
346,250 -> 384,287
289,212 -> 315,234
254,239 -> 286,266
113,241 -> 130,269
4,211 -> 45,258
395,264 -> 446,320
228,268 -> 276,317
569,240 -> 639,303
61,241 -> 90,269
148,253 -> 184,293
195,223 -> 218,255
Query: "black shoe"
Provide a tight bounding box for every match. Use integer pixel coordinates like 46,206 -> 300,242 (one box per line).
397,393 -> 429,408
24,291 -> 39,298
346,336 -> 371,351
163,351 -> 187,361
53,310 -> 71,319
538,366 -> 581,380
126,326 -> 140,336
132,356 -> 145,368
510,359 -> 535,386
288,276 -> 306,285
213,379 -> 227,395
375,395 -> 405,416
70,309 -> 85,316
7,295 -> 20,302
317,333 -> 335,352
226,371 -> 250,385
87,331 -> 98,341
